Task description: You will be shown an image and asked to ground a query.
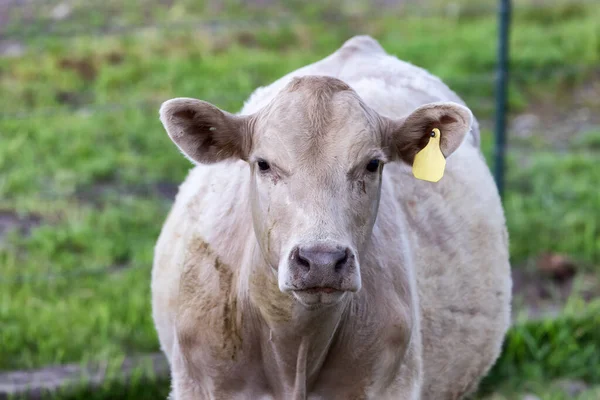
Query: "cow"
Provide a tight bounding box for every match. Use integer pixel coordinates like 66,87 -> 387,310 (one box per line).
152,35 -> 512,400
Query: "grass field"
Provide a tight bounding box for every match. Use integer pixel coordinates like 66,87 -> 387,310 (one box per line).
1,0 -> 599,398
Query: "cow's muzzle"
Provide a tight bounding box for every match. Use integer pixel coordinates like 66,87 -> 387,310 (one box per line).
281,243 -> 361,306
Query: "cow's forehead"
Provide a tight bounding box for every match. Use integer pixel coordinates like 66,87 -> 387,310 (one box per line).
254,77 -> 380,157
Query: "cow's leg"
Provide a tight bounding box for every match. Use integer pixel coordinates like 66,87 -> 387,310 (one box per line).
169,336 -> 209,400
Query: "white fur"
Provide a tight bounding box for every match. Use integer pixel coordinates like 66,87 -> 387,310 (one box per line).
152,35 -> 511,399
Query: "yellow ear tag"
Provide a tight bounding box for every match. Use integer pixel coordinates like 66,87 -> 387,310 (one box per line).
412,128 -> 445,183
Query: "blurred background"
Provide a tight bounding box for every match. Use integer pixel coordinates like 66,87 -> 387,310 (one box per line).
0,0 -> 599,399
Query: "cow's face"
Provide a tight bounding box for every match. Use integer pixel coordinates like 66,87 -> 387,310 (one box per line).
160,76 -> 472,308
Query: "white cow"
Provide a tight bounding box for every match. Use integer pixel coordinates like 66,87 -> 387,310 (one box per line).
152,35 -> 512,400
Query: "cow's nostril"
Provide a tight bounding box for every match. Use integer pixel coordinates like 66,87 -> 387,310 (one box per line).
297,254 -> 311,270
291,247 -> 311,271
335,250 -> 349,271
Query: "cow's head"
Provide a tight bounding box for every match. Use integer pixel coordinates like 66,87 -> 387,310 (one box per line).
160,76 -> 472,308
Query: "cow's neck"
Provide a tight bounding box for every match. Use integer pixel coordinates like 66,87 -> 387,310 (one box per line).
260,299 -> 348,398
248,247 -> 350,398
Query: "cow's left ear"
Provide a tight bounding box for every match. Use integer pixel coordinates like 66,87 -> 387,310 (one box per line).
159,97 -> 253,164
383,102 -> 473,165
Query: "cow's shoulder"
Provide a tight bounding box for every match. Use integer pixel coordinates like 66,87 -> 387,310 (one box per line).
156,162 -> 253,358
176,234 -> 244,363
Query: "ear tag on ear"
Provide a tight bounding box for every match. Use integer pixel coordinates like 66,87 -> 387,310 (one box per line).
412,128 -> 446,183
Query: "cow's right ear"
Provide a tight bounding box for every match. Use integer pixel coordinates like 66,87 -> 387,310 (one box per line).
159,98 -> 253,164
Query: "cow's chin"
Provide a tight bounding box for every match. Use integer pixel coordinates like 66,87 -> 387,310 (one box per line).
291,288 -> 348,309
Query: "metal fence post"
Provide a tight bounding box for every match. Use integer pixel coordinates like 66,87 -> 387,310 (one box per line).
494,0 -> 511,199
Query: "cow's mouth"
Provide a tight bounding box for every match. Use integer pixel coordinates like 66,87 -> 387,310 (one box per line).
299,287 -> 340,294
291,286 -> 347,307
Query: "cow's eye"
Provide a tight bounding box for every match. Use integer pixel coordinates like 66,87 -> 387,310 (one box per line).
366,159 -> 380,173
257,160 -> 271,172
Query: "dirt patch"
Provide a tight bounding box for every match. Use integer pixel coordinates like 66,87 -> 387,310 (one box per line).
511,268 -> 570,320
58,57 -> 97,81
507,72 -> 600,148
0,353 -> 169,400
511,255 -> 600,321
75,181 -> 179,207
0,211 -> 42,243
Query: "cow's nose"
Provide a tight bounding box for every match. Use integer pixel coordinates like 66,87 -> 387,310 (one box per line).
285,243 -> 360,293
295,245 -> 350,272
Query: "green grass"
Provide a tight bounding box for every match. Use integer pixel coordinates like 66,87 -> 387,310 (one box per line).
480,299 -> 600,394
1,0 -> 599,397
479,385 -> 600,400
504,150 -> 600,264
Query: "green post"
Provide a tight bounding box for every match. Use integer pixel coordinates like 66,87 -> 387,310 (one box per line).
494,0 -> 511,198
